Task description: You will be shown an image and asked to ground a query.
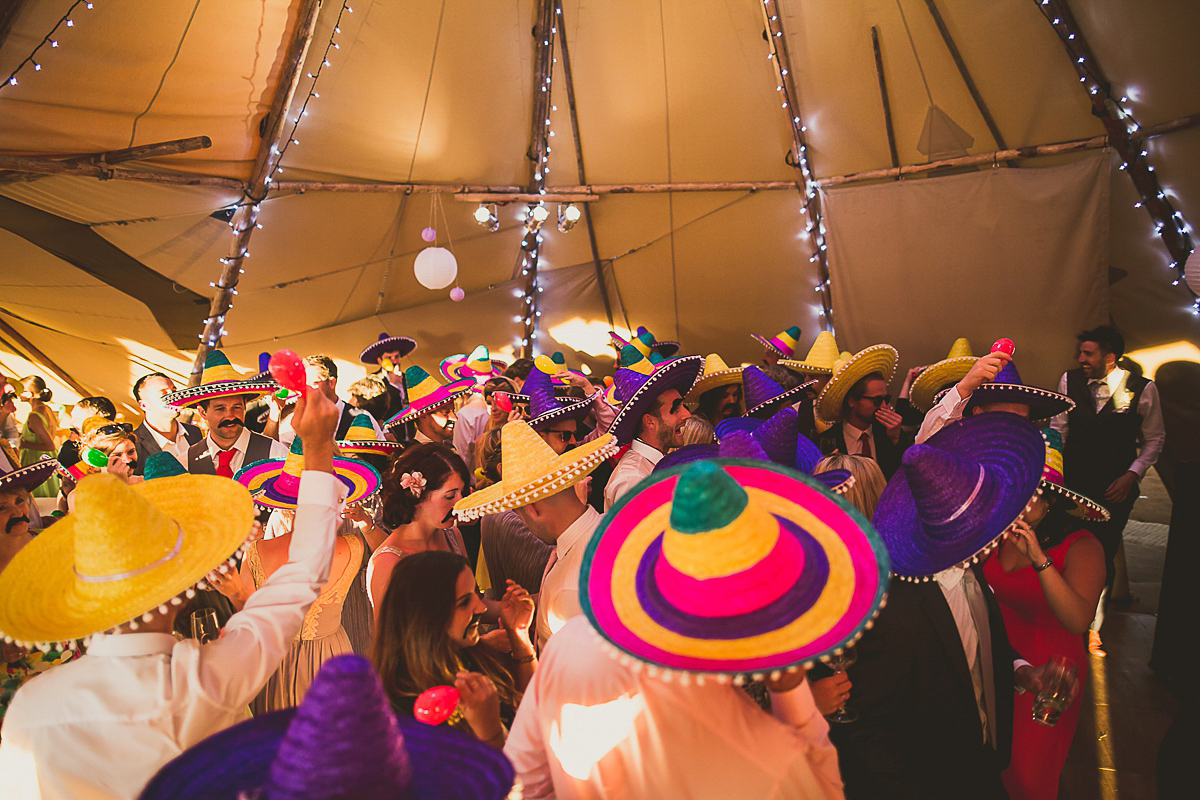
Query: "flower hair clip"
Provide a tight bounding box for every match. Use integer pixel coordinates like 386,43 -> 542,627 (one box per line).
400,471 -> 426,497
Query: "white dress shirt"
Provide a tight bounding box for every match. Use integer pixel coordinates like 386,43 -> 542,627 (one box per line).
145,422 -> 192,462
841,421 -> 873,458
603,439 -> 662,510
916,387 -> 969,444
535,506 -> 601,652
206,425 -> 288,474
453,398 -> 490,480
1049,368 -> 1165,479
506,616 -> 845,800
0,471 -> 346,800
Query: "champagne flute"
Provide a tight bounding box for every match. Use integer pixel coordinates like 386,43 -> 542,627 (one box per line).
190,608 -> 219,644
1032,655 -> 1076,726
825,646 -> 858,723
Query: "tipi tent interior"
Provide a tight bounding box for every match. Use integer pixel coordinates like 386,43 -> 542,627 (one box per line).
1,0 -> 1197,424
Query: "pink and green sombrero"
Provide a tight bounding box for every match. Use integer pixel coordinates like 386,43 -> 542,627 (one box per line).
164,350 -> 277,409
752,325 -> 803,359
336,414 -> 403,459
580,458 -> 890,677
439,345 -> 508,384
384,366 -> 474,429
236,437 -> 381,511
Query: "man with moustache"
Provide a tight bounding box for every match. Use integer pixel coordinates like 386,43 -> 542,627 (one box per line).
131,373 -> 204,475
687,354 -> 745,425
360,332 -> 418,442
603,355 -> 704,510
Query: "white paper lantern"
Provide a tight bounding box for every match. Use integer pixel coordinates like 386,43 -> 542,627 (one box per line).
1185,249 -> 1200,295
414,246 -> 458,290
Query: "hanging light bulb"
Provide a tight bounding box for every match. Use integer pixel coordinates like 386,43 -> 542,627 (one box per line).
526,203 -> 550,233
473,203 -> 499,232
557,203 -> 582,232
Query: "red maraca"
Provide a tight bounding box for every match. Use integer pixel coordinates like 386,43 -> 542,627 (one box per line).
268,349 -> 307,396
991,338 -> 1015,357
494,392 -> 512,413
414,685 -> 461,725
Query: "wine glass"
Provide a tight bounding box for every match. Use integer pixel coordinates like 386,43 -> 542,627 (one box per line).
190,609 -> 219,644
1032,655 -> 1076,727
825,647 -> 858,723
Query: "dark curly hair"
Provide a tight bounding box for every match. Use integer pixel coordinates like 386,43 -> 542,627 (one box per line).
379,442 -> 469,529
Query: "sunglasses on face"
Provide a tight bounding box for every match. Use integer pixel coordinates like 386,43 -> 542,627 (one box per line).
545,429 -> 578,443
96,422 -> 134,436
860,395 -> 892,408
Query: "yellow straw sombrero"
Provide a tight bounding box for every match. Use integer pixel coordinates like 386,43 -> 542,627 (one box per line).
164,349 -> 276,409
780,331 -> 840,376
815,345 -> 899,424
0,472 -> 255,647
452,421 -> 618,522
909,338 -> 977,413
686,354 -> 744,401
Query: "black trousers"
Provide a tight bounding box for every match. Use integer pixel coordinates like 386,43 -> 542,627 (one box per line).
1078,479 -> 1138,588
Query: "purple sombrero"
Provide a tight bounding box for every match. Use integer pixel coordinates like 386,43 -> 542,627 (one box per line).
872,411 -> 1045,580
360,332 -> 417,364
163,349 -> 277,409
606,355 -> 704,445
439,345 -> 508,384
384,366 -> 474,429
137,655 -> 514,800
523,362 -> 597,431
714,409 -> 853,493
752,325 -> 802,359
236,437 -> 380,511
742,365 -> 816,418
0,456 -> 59,494
581,458 -> 889,676
965,360 -> 1074,420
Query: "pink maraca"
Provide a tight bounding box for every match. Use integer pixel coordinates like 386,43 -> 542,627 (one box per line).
991,338 -> 1015,357
494,392 -> 512,413
414,685 -> 460,725
268,350 -> 307,396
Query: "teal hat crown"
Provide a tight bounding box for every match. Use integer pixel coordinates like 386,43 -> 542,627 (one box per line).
143,452 -> 188,481
669,461 -> 749,534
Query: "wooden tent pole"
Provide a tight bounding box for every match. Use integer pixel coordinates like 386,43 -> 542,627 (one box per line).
761,0 -> 834,330
870,27 -> 901,172
923,0 -> 1009,153
0,316 -> 91,397
189,0 -> 323,386
0,136 -> 213,181
554,0 -> 614,328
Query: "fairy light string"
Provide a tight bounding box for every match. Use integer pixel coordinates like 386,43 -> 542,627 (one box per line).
2,1 -> 96,90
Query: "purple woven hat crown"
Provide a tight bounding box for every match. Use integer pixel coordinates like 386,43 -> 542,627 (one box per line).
965,360 -> 1074,420
524,363 -> 596,432
606,355 -> 704,445
742,366 -> 815,418
360,332 -> 417,365
138,655 -> 515,800
872,412 -> 1045,580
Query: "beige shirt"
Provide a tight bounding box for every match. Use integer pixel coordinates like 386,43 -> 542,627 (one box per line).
505,616 -> 846,800
0,471 -> 346,800
603,439 -> 662,510
535,506 -> 601,652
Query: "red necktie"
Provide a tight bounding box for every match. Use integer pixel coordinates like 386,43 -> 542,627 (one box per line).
216,448 -> 237,478
858,431 -> 872,459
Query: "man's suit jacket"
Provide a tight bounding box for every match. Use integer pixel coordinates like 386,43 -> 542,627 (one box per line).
828,569 -> 1017,800
816,420 -> 910,479
132,420 -> 203,476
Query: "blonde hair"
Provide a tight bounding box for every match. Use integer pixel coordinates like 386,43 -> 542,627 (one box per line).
677,416 -> 715,447
81,416 -> 135,457
814,454 -> 886,519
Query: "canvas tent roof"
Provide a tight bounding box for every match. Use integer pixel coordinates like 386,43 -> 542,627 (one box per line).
1,0 -> 1197,415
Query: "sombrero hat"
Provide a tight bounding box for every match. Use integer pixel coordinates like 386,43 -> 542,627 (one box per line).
0,471 -> 254,647
439,345 -> 508,384
872,411 -> 1045,581
236,437 -> 380,511
384,366 -> 474,429
713,408 -> 853,494
452,421 -> 618,521
581,458 -> 890,677
523,362 -> 597,432
163,350 -> 276,409
686,354 -> 744,401
0,455 -> 58,495
611,327 -> 680,359
336,414 -> 403,459
138,655 -> 515,800
965,360 -> 1074,421
752,326 -> 802,359
779,331 -> 840,376
909,338 -> 977,413
815,345 -> 899,424
360,332 -> 417,364
535,352 -> 588,386
1040,428 -> 1109,521
606,355 -> 704,445
742,366 -> 816,418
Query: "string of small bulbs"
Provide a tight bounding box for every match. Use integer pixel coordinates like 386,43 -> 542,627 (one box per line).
3,1 -> 96,90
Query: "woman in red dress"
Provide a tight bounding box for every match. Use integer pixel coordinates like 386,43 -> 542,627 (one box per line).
984,430 -> 1107,800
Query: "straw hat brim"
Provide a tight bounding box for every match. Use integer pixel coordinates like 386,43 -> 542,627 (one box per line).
528,390 -> 600,431
360,336 -> 417,364
336,440 -> 404,458
746,380 -> 816,418
453,433 -> 619,521
1041,480 -> 1110,522
439,358 -> 508,383
164,380 -> 277,409
580,458 -> 890,675
137,703 -> 515,800
816,346 -> 899,423
607,356 -> 705,445
909,356 -> 977,413
0,458 -> 58,494
686,368 -> 744,401
751,333 -> 793,359
384,382 -> 475,427
967,384 -> 1074,421
778,358 -> 834,376
0,474 -> 254,645
236,457 -> 381,511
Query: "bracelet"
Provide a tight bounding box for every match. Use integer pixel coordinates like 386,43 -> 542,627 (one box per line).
1033,558 -> 1054,573
513,652 -> 536,664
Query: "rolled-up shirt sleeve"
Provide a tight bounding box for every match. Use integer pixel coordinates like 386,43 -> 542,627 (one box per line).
1130,382 -> 1165,478
916,387 -> 969,444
